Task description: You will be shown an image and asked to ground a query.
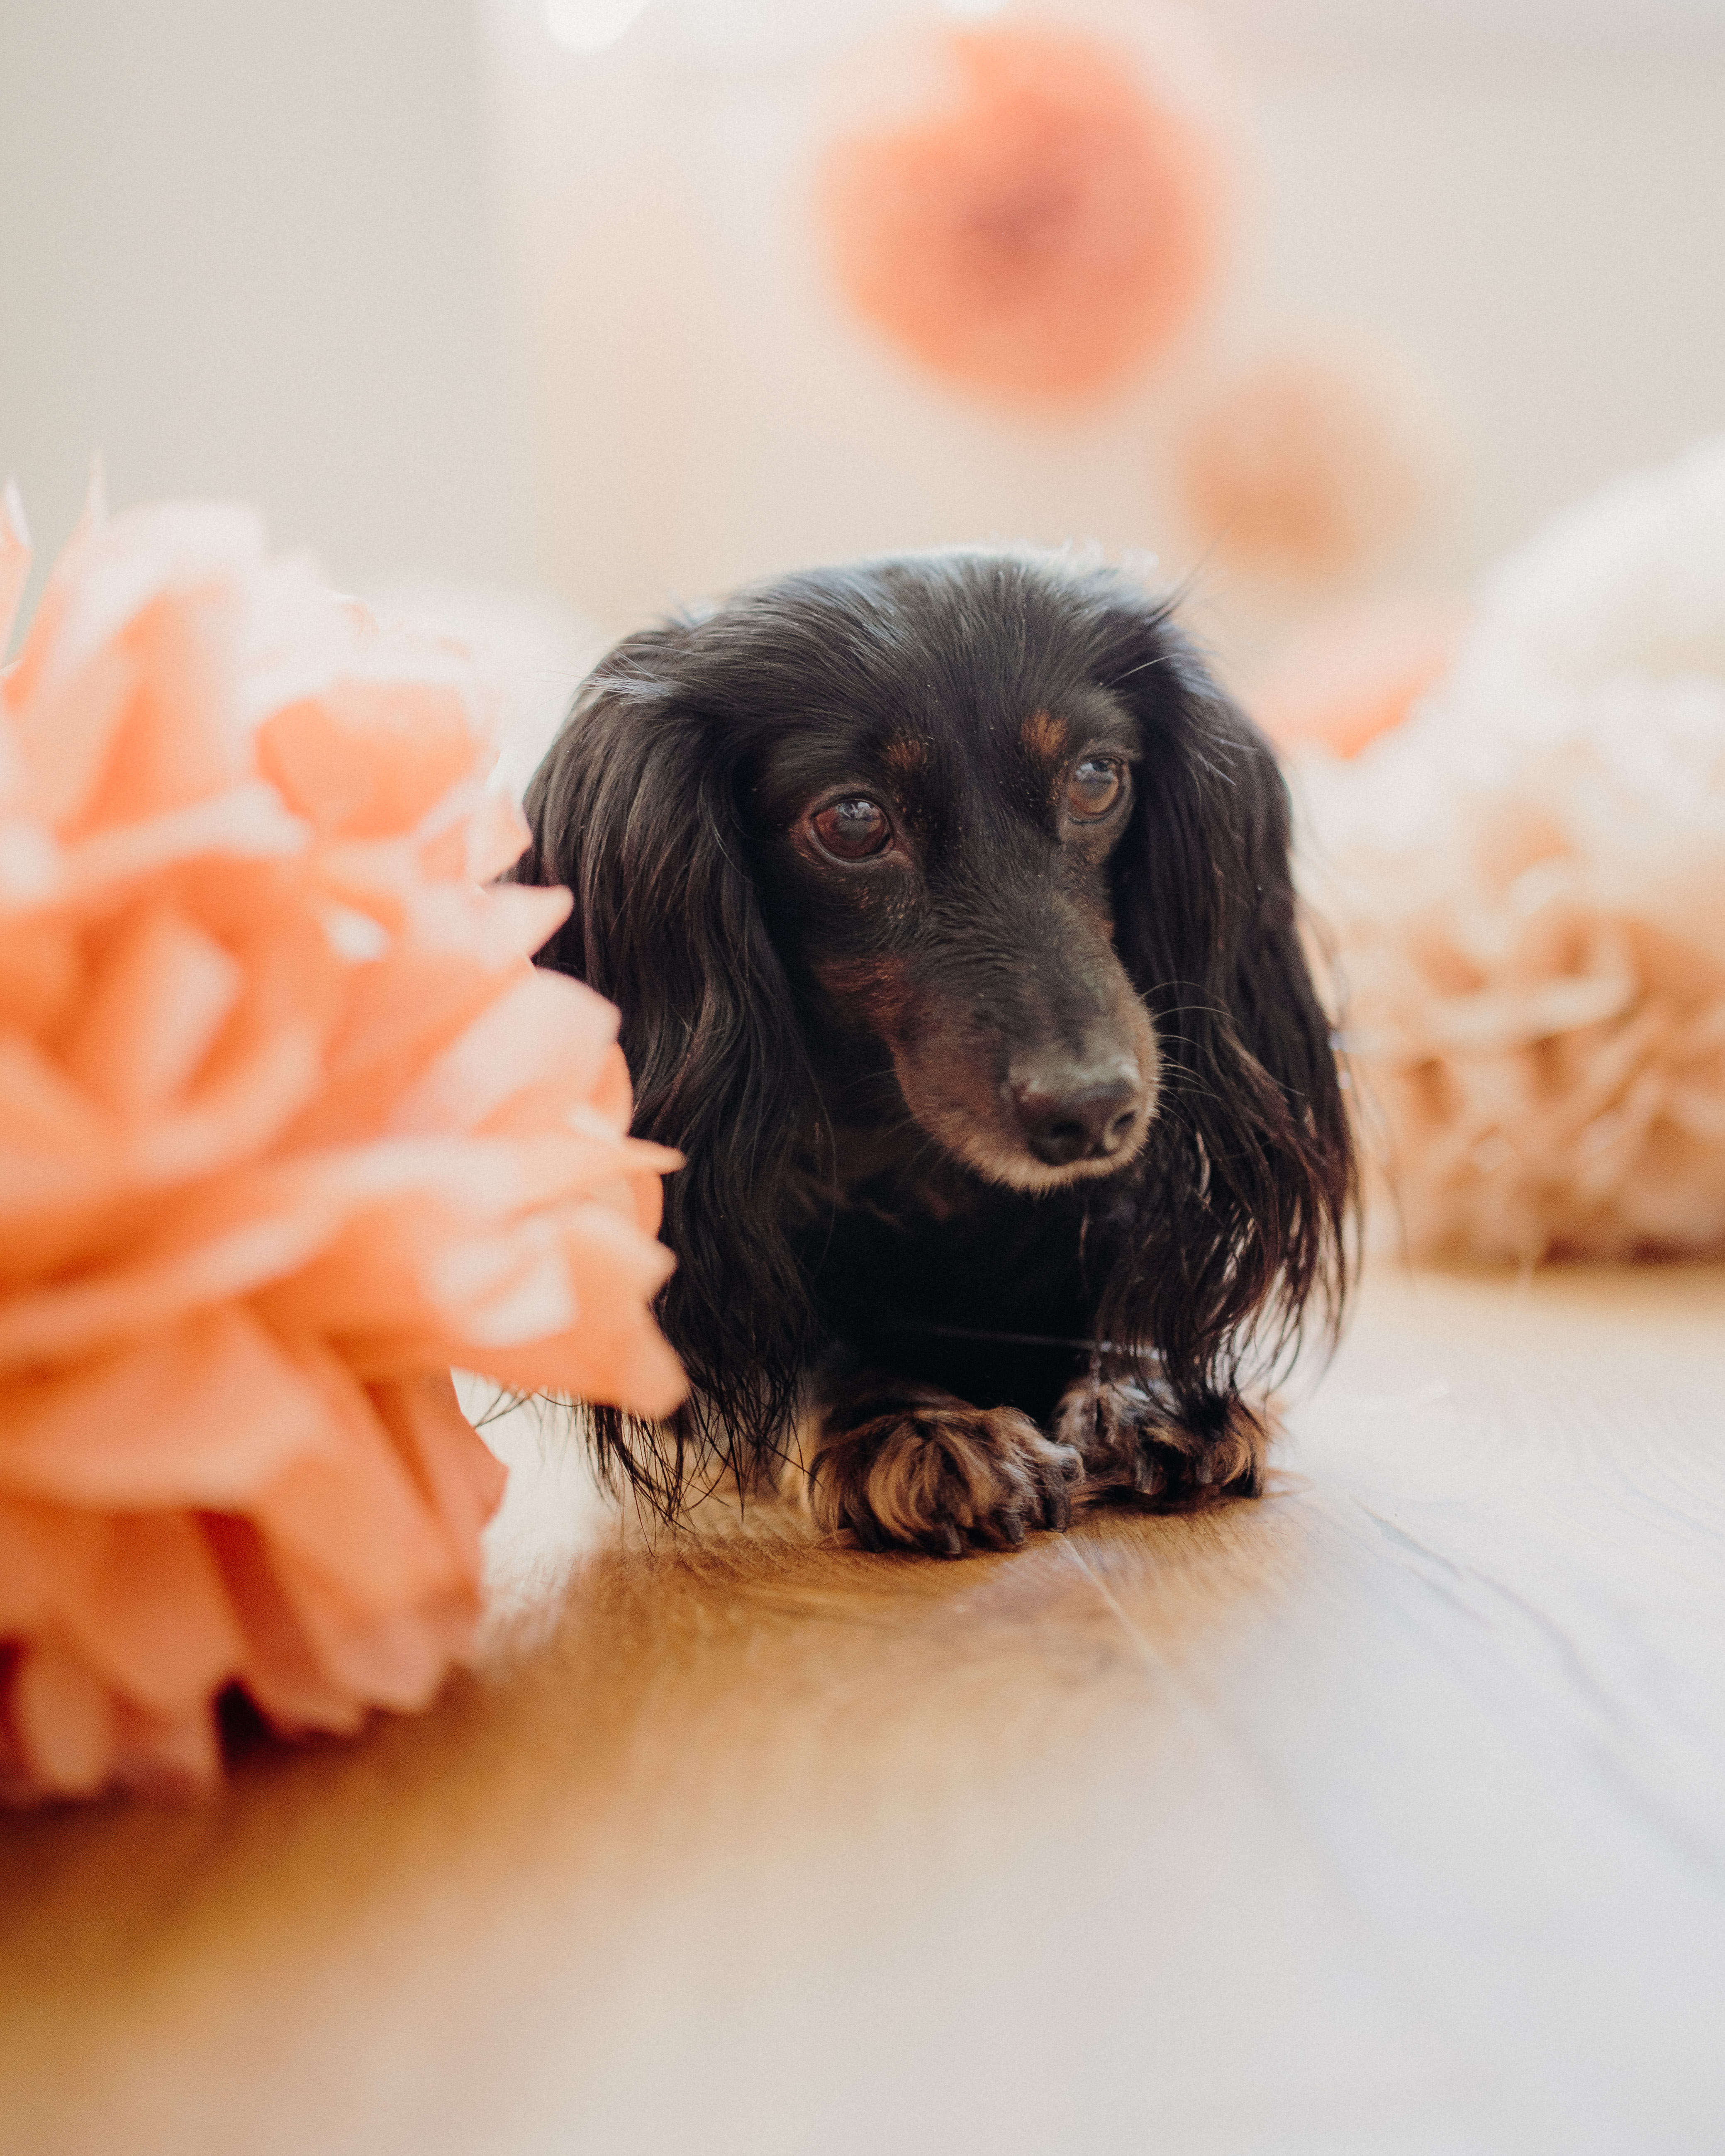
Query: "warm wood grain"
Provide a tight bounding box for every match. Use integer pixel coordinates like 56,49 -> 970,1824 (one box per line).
2,1263 -> 1723,2156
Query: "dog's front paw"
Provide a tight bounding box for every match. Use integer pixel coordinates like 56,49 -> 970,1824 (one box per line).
1054,1376 -> 1269,1509
808,1403 -> 1082,1558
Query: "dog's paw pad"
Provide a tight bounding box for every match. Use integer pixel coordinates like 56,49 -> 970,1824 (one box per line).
812,1406 -> 1082,1557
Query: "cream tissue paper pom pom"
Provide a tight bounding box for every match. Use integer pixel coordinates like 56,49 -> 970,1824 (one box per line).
1295,435 -> 1725,1263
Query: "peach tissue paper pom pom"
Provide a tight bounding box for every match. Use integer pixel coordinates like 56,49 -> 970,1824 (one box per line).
1177,347 -> 1448,587
1294,436 -> 1725,1264
0,485 -> 685,1804
1250,597 -> 1467,763
820,19 -> 1233,406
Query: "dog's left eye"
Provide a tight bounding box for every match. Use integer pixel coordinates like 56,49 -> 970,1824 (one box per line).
811,796 -> 892,861
1067,758 -> 1126,821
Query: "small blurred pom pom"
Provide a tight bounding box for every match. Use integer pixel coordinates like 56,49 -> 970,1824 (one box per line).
0,491 -> 685,1803
820,20 -> 1233,406
1250,597 -> 1465,760
1178,346 -> 1449,587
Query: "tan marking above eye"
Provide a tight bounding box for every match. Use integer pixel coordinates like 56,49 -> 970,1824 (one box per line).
1020,710 -> 1070,763
882,737 -> 929,777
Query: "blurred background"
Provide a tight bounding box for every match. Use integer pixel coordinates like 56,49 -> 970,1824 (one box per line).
3,0 -> 1723,704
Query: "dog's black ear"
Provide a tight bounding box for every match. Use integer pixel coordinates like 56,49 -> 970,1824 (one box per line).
1088,593 -> 1355,1435
515,627 -> 821,1507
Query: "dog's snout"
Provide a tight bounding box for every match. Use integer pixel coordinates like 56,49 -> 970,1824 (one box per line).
1007,1060 -> 1146,1168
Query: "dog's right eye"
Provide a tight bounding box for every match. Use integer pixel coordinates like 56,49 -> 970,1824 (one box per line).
810,797 -> 892,861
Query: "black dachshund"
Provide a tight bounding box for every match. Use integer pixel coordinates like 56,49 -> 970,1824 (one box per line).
515,550 -> 1353,1555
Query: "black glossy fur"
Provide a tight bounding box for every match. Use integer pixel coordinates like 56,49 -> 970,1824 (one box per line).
515,550 -> 1354,1554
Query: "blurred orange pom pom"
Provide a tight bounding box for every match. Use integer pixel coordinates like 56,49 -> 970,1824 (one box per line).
1177,348 -> 1449,585
1249,597 -> 1466,760
0,485 -> 685,1804
820,22 -> 1233,405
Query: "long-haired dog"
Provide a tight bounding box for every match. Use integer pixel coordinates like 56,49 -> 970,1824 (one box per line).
514,551 -> 1354,1556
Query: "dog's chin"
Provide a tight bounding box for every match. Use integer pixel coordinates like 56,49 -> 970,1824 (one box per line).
965,1133 -> 1151,1194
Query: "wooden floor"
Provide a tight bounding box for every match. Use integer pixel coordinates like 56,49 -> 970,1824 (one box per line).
2,1263 -> 1724,2156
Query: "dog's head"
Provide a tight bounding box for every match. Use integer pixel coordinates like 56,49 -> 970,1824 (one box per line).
517,551 -> 1352,1486
736,561 -> 1162,1194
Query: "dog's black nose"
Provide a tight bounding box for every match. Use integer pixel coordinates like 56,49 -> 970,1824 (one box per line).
1008,1062 -> 1145,1167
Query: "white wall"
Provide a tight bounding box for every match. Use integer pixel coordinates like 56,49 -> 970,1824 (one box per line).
4,0 -> 1723,657
0,0 -> 526,627
1231,32 -> 1725,582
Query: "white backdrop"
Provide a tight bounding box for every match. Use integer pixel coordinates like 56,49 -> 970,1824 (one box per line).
3,0 -> 1723,652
